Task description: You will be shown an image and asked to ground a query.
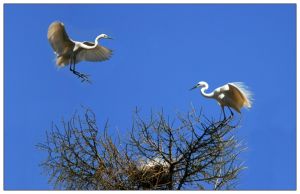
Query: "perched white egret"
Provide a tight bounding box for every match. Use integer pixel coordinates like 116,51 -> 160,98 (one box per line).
138,157 -> 169,171
190,81 -> 253,119
136,157 -> 169,188
47,21 -> 112,82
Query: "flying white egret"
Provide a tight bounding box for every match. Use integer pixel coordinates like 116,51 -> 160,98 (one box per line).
190,81 -> 253,119
47,21 -> 112,82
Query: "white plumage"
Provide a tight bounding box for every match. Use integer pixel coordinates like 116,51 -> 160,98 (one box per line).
138,157 -> 169,171
47,21 -> 112,81
191,81 -> 253,119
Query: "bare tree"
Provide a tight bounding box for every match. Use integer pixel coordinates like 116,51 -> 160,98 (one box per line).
37,108 -> 246,190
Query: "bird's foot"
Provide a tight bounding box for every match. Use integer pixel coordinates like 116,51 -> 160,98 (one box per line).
78,73 -> 91,83
72,71 -> 91,83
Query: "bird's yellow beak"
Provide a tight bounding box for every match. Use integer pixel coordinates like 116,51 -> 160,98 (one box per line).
107,36 -> 113,40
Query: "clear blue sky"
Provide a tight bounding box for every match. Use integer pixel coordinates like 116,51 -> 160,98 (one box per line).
4,4 -> 296,190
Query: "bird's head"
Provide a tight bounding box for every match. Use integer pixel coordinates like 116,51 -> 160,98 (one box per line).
97,33 -> 113,40
190,81 -> 206,90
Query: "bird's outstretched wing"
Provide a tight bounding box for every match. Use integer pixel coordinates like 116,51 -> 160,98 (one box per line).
228,83 -> 253,108
47,21 -> 74,56
76,42 -> 112,62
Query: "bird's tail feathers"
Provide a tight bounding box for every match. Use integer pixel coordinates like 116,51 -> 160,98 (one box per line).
56,56 -> 69,67
231,82 -> 253,108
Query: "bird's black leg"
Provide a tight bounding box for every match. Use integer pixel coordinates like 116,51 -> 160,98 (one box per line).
221,106 -> 226,120
228,107 -> 234,118
69,57 -> 74,71
69,54 -> 91,83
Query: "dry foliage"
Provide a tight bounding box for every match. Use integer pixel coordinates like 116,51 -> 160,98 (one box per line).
37,108 -> 246,190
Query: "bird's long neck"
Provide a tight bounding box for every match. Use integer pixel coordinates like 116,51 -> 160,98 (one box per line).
200,83 -> 214,98
78,35 -> 102,49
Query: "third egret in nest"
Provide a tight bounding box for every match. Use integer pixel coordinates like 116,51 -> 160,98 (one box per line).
190,81 -> 253,119
47,21 -> 113,82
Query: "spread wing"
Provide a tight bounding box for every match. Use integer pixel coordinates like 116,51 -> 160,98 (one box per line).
47,21 -> 74,55
228,83 -> 253,108
76,42 -> 112,62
